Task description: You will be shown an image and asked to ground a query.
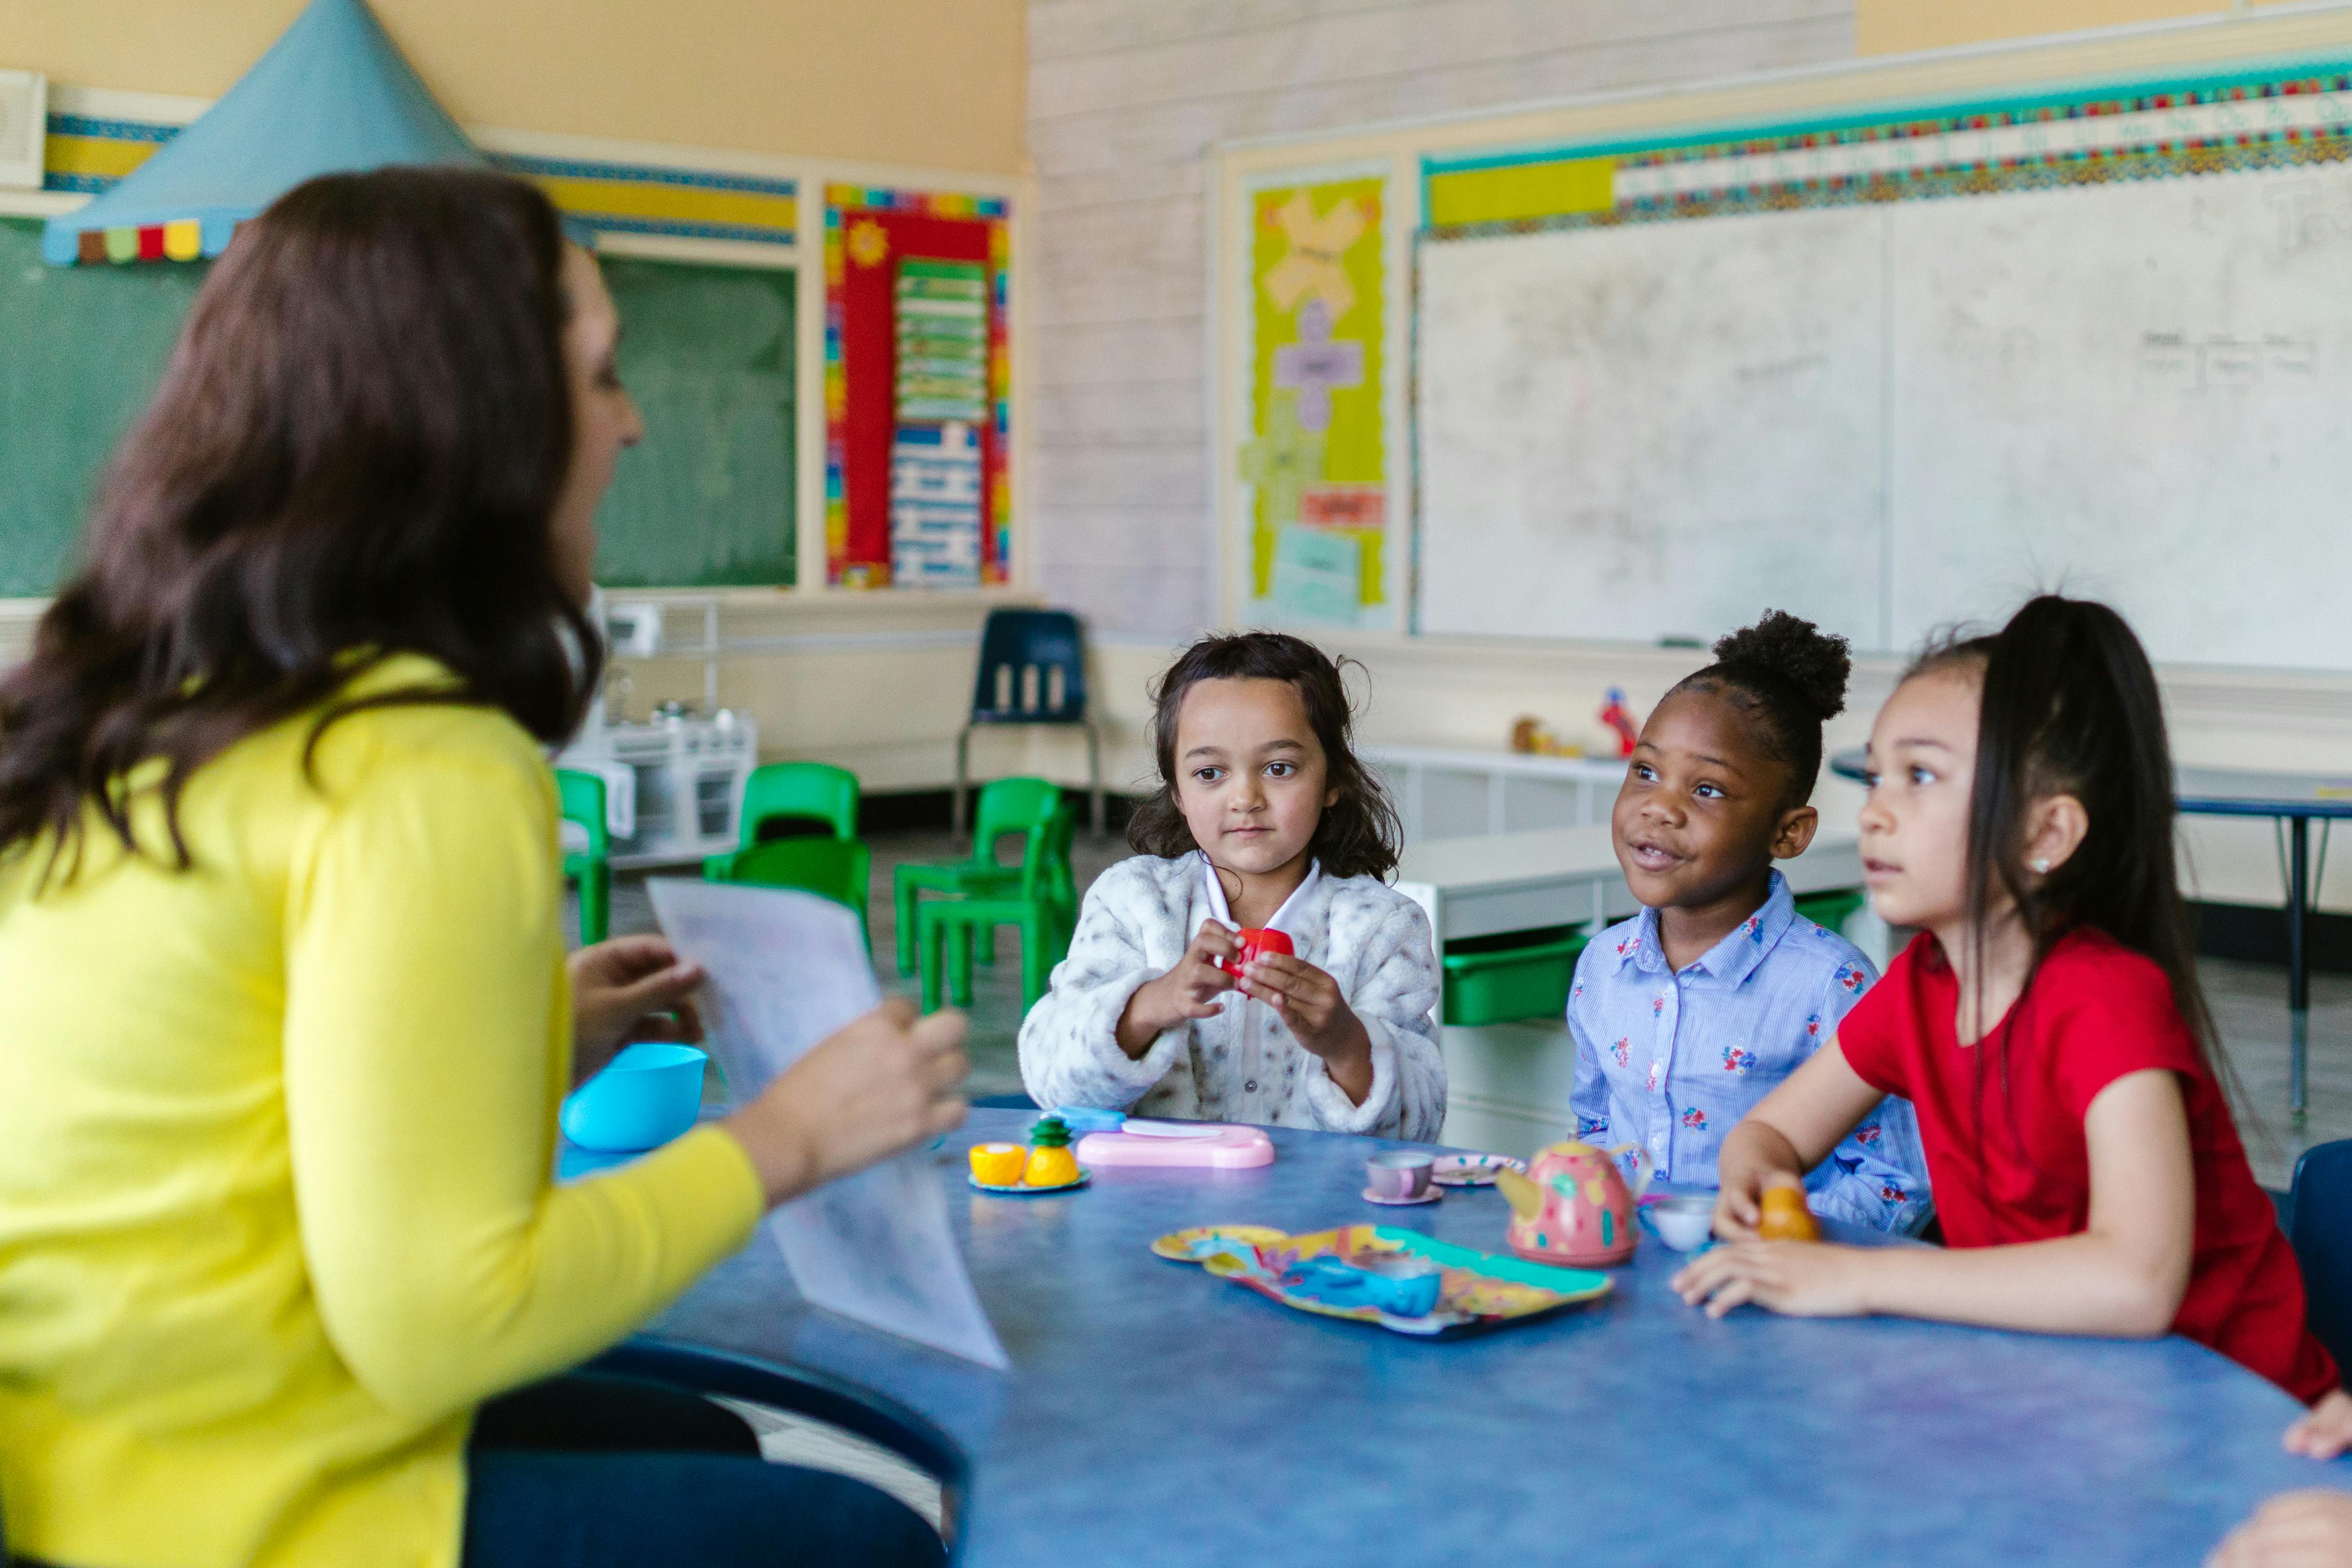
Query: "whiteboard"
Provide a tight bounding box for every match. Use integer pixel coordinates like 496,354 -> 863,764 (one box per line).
1416,210 -> 1885,650
1415,161 -> 2352,671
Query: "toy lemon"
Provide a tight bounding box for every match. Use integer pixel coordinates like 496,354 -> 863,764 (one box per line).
1023,1115 -> 1081,1187
969,1143 -> 1025,1186
1757,1185 -> 1820,1242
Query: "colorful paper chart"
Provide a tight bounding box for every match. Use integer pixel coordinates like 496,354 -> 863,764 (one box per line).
1244,175 -> 1387,621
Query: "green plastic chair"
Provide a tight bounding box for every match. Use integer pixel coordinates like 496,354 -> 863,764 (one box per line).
703,762 -> 860,879
918,799 -> 1078,1017
706,836 -> 873,948
555,768 -> 611,946
1795,888 -> 1868,939
893,777 -> 1067,978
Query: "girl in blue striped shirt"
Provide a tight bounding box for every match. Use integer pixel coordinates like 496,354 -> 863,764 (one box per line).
1567,611 -> 1930,1231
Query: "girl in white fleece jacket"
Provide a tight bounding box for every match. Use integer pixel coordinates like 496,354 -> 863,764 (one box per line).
1018,633 -> 1443,1141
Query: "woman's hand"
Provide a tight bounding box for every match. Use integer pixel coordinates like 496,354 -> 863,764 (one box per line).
1671,1240 -> 1878,1319
720,999 -> 969,1206
567,936 -> 706,1086
2207,1490 -> 2352,1568
1115,922 -> 1240,1056
2286,1390 -> 2352,1461
1239,953 -> 1374,1100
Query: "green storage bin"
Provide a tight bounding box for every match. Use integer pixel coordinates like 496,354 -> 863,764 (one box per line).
1794,888 -> 1867,938
1441,924 -> 1590,1027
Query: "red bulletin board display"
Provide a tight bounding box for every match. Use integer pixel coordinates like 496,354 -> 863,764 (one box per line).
824,184 -> 1012,587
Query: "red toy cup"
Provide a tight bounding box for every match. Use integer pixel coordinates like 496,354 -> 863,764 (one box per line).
1216,926 -> 1294,975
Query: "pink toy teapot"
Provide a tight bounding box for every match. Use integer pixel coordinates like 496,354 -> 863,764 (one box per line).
1494,1141 -> 1654,1267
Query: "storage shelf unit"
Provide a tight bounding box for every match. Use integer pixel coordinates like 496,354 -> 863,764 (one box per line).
1362,745 -> 1627,843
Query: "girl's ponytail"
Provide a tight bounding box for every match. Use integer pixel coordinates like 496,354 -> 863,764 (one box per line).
1967,595 -> 2216,1054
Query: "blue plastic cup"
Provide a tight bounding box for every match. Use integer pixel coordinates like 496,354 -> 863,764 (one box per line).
560,1042 -> 709,1153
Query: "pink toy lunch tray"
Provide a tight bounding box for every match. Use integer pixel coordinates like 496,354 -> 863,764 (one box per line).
1075,1121 -> 1274,1169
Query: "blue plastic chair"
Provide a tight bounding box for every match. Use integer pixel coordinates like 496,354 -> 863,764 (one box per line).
586,1337 -> 966,1551
2289,1139 -> 2352,1371
954,608 -> 1101,840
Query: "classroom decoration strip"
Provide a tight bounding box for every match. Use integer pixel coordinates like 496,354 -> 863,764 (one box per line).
824,184 -> 1013,588
489,155 -> 796,246
1240,174 -> 1387,628
1422,59 -> 2352,238
36,112 -> 798,257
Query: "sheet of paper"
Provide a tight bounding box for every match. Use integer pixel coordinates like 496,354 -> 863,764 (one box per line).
648,879 -> 1007,1370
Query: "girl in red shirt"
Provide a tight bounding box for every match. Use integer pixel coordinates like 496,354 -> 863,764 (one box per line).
1673,595 -> 2338,1407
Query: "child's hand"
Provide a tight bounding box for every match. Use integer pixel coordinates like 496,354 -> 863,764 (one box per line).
1238,953 -> 1365,1058
1671,1239 -> 1875,1319
1240,953 -> 1376,1104
2286,1391 -> 2352,1460
1115,922 -> 1241,1055
1709,1164 -> 1796,1242
2207,1490 -> 2352,1568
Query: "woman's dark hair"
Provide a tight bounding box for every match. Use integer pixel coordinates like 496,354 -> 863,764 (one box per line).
1667,608 -> 1850,806
0,166 -> 597,876
1907,596 -> 2215,1054
1127,631 -> 1401,880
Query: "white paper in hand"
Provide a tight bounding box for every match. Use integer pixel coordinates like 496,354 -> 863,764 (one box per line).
647,879 -> 1006,1370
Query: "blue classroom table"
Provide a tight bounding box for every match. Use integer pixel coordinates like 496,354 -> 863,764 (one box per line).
647,1110 -> 2343,1564
1832,750 -> 2352,1120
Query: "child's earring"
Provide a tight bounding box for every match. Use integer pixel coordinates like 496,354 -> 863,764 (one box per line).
2029,857 -> 2052,875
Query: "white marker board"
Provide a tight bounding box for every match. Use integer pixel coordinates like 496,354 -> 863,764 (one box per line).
1415,161 -> 2352,671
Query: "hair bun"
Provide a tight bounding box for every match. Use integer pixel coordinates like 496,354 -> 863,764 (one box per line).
1711,609 -> 1850,723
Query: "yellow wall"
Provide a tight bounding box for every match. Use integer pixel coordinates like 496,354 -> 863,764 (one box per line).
5,0 -> 1029,173
1857,0 -> 2299,56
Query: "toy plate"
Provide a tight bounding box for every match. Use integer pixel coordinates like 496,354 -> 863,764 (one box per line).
1150,1224 -> 1291,1261
1152,1224 -> 1610,1338
1361,1185 -> 1443,1206
1429,1153 -> 1527,1188
969,1166 -> 1091,1196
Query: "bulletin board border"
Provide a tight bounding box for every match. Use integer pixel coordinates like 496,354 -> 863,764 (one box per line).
1419,52 -> 2352,240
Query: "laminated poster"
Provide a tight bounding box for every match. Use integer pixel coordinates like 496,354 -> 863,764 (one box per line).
648,879 -> 1008,1370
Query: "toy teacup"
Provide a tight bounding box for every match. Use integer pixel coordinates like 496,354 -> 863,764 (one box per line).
1495,1140 -> 1654,1267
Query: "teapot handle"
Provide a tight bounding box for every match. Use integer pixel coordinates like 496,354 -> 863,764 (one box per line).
1605,1143 -> 1656,1202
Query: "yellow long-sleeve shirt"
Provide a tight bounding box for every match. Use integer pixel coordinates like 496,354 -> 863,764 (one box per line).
0,655 -> 764,1568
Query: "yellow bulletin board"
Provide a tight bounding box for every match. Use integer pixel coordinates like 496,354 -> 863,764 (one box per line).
1239,172 -> 1392,630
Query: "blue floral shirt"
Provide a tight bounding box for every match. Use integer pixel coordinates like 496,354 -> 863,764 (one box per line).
1567,871 -> 1931,1232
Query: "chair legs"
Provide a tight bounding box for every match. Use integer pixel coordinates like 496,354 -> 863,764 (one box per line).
578,862 -> 611,946
893,869 -> 920,978
1086,724 -> 1104,838
953,727 -> 973,842
947,918 -> 976,1008
920,909 -> 947,1015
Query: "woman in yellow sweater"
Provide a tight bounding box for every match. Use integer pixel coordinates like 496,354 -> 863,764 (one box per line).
0,169 -> 965,1568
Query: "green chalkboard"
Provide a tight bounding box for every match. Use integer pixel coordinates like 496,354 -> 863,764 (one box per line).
0,217 -> 208,598
0,225 -> 796,598
594,257 -> 796,587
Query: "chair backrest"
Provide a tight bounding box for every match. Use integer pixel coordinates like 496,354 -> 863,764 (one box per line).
969,608 -> 1088,725
720,835 -> 871,914
739,761 -> 861,849
2289,1139 -> 2352,1370
972,777 -> 1064,869
554,768 -> 608,857
1021,797 -> 1078,905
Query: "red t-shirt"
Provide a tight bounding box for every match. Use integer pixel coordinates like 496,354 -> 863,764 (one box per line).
1838,928 -> 2337,1403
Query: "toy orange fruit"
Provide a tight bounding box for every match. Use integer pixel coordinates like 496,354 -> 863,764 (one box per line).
1757,1185 -> 1820,1242
969,1143 -> 1025,1186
